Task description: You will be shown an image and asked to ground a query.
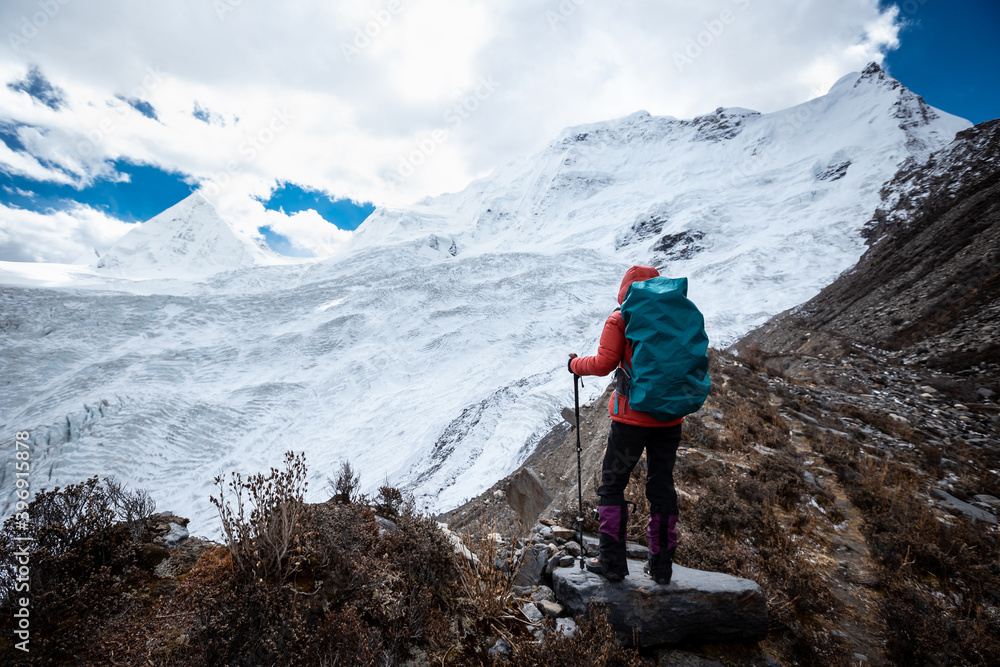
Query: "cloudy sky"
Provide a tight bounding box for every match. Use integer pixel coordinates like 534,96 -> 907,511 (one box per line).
0,0 -> 997,263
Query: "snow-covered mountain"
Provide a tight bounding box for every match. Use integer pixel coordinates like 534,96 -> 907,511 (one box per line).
0,64 -> 971,532
94,195 -> 279,279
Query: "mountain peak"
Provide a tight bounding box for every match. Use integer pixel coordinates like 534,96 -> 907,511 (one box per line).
94,193 -> 277,279
855,60 -> 901,91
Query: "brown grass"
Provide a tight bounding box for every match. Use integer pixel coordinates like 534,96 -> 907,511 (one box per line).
836,403 -> 918,442
670,353 -> 852,666
818,434 -> 1000,666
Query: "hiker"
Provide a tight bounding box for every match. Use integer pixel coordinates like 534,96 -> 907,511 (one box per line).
568,265 -> 708,585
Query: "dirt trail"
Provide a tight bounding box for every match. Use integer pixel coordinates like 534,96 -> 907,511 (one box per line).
789,431 -> 887,665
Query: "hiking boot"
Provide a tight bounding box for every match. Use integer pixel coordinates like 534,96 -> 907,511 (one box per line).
586,532 -> 628,581
646,508 -> 677,585
587,503 -> 628,581
644,546 -> 675,585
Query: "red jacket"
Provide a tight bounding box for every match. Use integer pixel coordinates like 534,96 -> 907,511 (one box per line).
570,265 -> 683,428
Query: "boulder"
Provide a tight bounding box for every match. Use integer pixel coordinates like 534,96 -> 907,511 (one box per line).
506,467 -> 552,526
974,494 -> 1000,511
555,617 -> 578,637
531,585 -> 556,603
147,512 -> 190,547
163,522 -> 189,547
514,543 -> 550,587
930,489 -> 998,524
521,601 -> 544,624
536,599 -> 564,617
552,561 -> 768,647
545,552 -> 563,575
551,525 -> 576,541
375,515 -> 398,536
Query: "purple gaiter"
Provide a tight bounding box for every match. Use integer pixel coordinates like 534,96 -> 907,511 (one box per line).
647,513 -> 679,554
598,505 -> 623,542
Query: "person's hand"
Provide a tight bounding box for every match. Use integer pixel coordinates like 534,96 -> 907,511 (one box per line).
567,353 -> 578,374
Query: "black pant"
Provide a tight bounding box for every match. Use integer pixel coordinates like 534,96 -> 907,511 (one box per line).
597,421 -> 682,514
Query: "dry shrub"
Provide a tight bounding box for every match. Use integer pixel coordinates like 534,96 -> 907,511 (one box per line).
836,404 -> 917,442
676,451 -> 726,486
736,341 -> 764,370
447,523 -> 531,662
104,475 -> 157,540
327,459 -> 361,504
374,483 -> 405,520
754,454 -> 806,510
0,476 -> 153,663
502,606 -> 646,667
681,414 -> 726,450
189,568 -> 310,666
877,572 -> 1000,667
211,450 -> 312,587
187,468 -> 464,666
824,440 -> 997,581
721,398 -> 789,453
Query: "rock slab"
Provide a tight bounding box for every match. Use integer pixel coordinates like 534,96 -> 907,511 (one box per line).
506,467 -> 552,527
930,489 -> 998,524
552,561 -> 768,647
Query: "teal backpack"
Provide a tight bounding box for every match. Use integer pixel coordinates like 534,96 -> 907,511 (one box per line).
617,276 -> 711,421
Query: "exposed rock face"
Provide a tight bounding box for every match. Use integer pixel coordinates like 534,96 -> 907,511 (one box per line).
552,561 -> 768,647
742,119 -> 1000,379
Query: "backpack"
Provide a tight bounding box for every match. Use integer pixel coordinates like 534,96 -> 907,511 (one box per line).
617,276 -> 711,421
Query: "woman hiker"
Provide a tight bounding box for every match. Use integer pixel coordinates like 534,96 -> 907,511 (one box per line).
568,265 -> 683,585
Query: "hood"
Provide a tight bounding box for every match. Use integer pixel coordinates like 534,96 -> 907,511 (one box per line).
617,265 -> 660,304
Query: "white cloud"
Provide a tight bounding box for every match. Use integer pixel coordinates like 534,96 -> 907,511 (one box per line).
261,208 -> 354,258
0,202 -> 135,262
0,0 -> 905,255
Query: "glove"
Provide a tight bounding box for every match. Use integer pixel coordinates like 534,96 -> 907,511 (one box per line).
567,353 -> 578,374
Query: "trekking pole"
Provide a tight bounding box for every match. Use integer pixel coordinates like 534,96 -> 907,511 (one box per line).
574,372 -> 585,570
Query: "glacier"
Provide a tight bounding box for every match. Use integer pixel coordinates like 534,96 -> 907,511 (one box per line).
0,64 -> 971,532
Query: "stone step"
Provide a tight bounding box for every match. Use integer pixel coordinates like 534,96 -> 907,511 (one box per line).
552,560 -> 768,648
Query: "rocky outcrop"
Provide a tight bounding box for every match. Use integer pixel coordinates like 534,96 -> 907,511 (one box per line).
741,119 -> 1000,379
552,561 -> 768,648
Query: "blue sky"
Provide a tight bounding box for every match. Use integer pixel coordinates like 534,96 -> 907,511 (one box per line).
0,156 -> 193,222
1,1 -> 993,263
880,0 -> 1000,125
257,183 -> 375,256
